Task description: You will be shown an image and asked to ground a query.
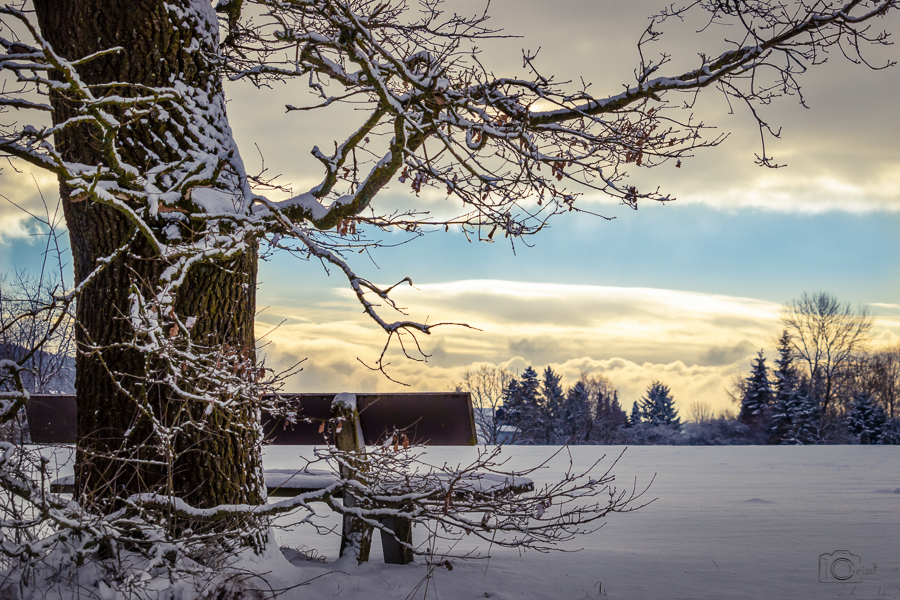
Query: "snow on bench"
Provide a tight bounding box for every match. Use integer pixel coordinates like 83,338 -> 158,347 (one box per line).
264,468 -> 533,498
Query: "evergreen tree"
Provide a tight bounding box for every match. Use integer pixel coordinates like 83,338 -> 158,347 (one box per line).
769,330 -> 797,443
610,391 -> 628,428
845,392 -> 888,444
593,388 -> 628,441
630,401 -> 642,427
540,366 -> 565,444
773,330 -> 797,398
595,389 -> 627,428
739,350 -> 774,427
497,377 -> 519,430
595,391 -> 608,419
503,367 -> 543,444
561,381 -> 593,442
883,418 -> 900,445
519,367 -> 540,403
769,330 -> 822,444
769,378 -> 821,444
639,381 -> 681,429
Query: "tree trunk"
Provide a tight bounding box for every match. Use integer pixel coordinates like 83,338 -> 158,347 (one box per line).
33,0 -> 263,510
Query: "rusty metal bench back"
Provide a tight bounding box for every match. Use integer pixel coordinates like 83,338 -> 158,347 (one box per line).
25,392 -> 477,446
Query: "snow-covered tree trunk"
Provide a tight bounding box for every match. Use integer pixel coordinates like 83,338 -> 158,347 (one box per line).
33,0 -> 263,510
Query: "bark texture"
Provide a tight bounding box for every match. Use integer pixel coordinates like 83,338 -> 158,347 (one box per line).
33,0 -> 263,510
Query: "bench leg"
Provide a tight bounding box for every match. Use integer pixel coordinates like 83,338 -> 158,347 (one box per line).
332,394 -> 374,563
379,516 -> 414,565
339,493 -> 374,562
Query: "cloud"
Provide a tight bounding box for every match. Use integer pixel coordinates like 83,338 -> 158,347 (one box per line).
257,279 -> 900,411
873,318 -> 900,348
701,341 -> 759,367
0,170 -> 63,244
261,345 -> 749,415
538,356 -> 748,416
255,281 -> 783,410
673,170 -> 900,214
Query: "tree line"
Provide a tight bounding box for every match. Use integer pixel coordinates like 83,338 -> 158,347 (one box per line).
456,292 -> 900,446
454,363 -> 690,445
736,292 -> 899,445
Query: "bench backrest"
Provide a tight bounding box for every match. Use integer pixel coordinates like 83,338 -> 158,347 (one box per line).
25,392 -> 477,446
24,395 -> 77,444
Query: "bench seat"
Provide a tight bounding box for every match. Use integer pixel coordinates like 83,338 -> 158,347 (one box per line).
52,469 -> 534,498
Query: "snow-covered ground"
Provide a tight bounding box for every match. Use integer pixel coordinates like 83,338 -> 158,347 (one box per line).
260,445 -> 900,600
36,445 -> 899,599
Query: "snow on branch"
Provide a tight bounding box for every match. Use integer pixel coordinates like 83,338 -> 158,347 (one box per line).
310,443 -> 653,557
232,0 -> 900,231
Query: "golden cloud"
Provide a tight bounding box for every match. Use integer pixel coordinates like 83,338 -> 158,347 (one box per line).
256,282 -> 785,412
0,170 -> 63,243
257,281 -> 900,412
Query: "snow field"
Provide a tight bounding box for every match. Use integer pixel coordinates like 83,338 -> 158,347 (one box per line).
36,445 -> 899,599
262,445 -> 900,600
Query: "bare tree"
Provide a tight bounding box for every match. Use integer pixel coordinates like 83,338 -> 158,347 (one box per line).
579,372 -> 619,410
871,346 -> 900,419
0,270 -> 75,395
0,0 -> 896,549
780,292 -> 874,412
452,364 -> 514,444
577,372 -> 627,443
0,437 -> 653,590
687,401 -> 715,424
725,371 -> 748,407
850,345 -> 900,418
0,197 -> 74,442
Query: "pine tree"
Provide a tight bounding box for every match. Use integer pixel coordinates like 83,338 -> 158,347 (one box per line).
769,330 -> 796,443
772,330 -> 798,399
593,388 -> 628,441
595,391 -> 608,418
769,330 -> 822,444
503,367 -> 543,444
540,366 -> 565,444
610,391 -> 628,428
630,401 -> 642,427
739,350 -> 774,427
497,378 -> 519,429
639,381 -> 681,430
883,418 -> 900,445
845,392 -> 888,444
561,381 -> 593,443
769,379 -> 821,444
520,367 -> 541,403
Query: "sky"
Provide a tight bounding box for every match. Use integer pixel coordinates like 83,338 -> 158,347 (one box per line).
2,1 -> 899,416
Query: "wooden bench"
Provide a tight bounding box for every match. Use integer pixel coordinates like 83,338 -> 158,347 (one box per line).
24,392 -> 533,564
